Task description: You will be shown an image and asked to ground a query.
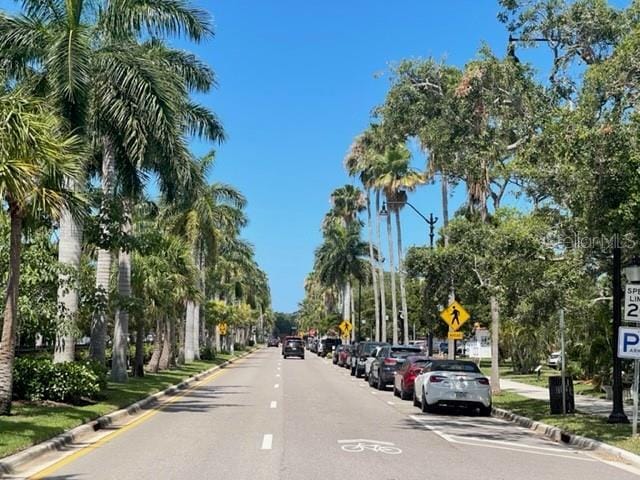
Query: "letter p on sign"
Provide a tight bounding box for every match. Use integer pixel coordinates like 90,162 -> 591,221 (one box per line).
619,327 -> 640,359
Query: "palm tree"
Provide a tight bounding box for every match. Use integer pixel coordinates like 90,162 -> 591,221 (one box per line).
0,87 -> 83,414
373,144 -> 426,344
344,130 -> 384,341
0,0 -> 216,365
163,156 -> 246,362
314,222 -> 369,342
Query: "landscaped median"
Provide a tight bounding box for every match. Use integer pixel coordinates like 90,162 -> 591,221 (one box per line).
492,390 -> 640,458
0,348 -> 257,465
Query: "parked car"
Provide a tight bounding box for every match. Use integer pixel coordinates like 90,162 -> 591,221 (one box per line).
368,345 -> 423,390
318,337 -> 342,358
393,355 -> 431,400
413,359 -> 491,415
283,338 -> 305,359
344,344 -> 355,369
333,345 -> 346,364
267,337 -> 279,347
338,345 -> 351,367
352,341 -> 388,378
548,351 -> 562,369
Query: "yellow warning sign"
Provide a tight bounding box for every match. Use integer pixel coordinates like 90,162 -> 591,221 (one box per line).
339,320 -> 352,336
440,301 -> 470,331
447,331 -> 464,340
218,323 -> 228,335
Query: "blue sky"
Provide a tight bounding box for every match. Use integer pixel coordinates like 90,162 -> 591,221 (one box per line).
3,0 -> 628,312
193,0 -> 534,312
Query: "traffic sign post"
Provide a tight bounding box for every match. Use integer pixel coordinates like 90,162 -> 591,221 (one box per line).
619,326 -> 640,435
439,301 -> 470,331
626,285 -> 640,323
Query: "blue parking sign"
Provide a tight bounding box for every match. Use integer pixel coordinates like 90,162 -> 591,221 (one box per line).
619,326 -> 640,359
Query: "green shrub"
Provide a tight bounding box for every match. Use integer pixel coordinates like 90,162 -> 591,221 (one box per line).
200,345 -> 216,360
13,357 -> 103,404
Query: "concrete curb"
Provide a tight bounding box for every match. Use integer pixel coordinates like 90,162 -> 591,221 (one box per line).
492,406 -> 640,468
0,348 -> 260,476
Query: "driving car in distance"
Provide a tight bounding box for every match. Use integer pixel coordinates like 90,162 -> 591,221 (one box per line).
548,351 -> 562,369
413,359 -> 491,415
267,337 -> 279,347
283,338 -> 305,359
393,355 -> 430,400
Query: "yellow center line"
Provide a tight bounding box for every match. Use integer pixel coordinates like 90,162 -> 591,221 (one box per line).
29,358 -> 245,479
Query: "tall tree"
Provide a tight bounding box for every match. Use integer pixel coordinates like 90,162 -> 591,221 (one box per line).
0,87 -> 83,414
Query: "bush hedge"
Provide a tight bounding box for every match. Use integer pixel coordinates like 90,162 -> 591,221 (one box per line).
13,358 -> 105,404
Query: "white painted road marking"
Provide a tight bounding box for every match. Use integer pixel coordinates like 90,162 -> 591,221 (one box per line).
387,401 -> 395,405
270,401 -> 277,409
261,434 -> 273,450
408,415 -> 594,462
338,439 -> 402,455
276,374 -> 281,377
274,384 -> 279,389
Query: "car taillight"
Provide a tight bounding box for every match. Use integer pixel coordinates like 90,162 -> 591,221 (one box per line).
477,377 -> 490,385
384,358 -> 397,366
429,375 -> 445,383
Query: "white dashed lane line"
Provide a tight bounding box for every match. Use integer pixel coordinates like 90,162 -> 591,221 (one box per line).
261,434 -> 273,450
270,401 -> 277,409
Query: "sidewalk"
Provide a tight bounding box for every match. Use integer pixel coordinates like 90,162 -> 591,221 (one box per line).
500,378 -> 628,418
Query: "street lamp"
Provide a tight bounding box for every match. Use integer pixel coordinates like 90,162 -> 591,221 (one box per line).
380,200 -> 438,354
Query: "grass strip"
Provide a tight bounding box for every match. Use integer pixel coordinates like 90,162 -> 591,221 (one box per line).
493,390 -> 640,455
0,353 -> 241,459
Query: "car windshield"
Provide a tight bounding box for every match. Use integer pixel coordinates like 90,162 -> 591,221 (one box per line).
431,361 -> 481,373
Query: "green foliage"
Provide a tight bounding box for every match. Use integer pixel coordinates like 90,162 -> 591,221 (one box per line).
13,358 -> 103,404
199,345 -> 216,360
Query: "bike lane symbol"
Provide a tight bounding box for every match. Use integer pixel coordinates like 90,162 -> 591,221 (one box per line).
337,439 -> 402,455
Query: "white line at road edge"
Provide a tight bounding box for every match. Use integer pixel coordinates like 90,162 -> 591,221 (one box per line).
274,383 -> 279,389
408,415 -> 594,462
276,374 -> 281,377
270,401 -> 277,409
261,434 -> 273,450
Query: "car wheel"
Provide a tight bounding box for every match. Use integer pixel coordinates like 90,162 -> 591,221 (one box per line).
283,355 -> 287,359
393,385 -> 400,397
400,384 -> 410,401
350,366 -> 356,376
301,356 -> 305,360
377,375 -> 384,391
368,372 -> 375,387
479,404 -> 492,417
422,391 -> 437,413
413,391 -> 420,408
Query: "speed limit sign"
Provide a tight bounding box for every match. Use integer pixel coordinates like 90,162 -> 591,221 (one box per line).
625,285 -> 640,322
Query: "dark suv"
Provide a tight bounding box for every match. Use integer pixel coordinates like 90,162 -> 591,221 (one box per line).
368,345 -> 422,390
283,338 -> 305,359
351,341 -> 388,377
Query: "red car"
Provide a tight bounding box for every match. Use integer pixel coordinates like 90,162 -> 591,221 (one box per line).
393,356 -> 430,400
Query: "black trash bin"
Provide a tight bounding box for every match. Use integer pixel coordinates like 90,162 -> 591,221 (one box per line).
548,375 -> 575,414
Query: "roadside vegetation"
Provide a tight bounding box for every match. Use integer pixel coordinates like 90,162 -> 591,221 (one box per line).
298,0 -> 640,402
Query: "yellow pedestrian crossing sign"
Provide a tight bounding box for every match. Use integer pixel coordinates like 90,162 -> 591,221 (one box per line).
339,320 -> 352,336
440,301 -> 470,331
218,323 -> 228,335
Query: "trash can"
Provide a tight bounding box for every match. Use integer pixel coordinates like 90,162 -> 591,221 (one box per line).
548,375 -> 575,414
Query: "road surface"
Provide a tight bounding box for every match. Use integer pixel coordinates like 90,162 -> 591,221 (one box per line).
12,348 -> 640,479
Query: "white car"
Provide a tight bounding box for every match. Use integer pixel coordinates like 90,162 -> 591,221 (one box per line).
413,359 -> 492,416
547,351 -> 562,369
364,346 -> 385,379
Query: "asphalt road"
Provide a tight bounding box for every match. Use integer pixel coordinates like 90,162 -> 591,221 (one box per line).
15,348 -> 640,480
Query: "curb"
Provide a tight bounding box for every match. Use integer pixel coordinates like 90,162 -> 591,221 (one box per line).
492,406 -> 640,468
0,347 -> 260,476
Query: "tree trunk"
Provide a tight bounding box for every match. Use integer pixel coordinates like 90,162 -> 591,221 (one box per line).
111,199 -> 132,382
350,281 -> 356,342
442,173 -> 456,360
147,317 -> 162,373
395,210 -> 409,344
386,209 -> 398,345
158,316 -> 172,370
170,317 -> 178,367
490,294 -> 501,394
375,191 -> 387,342
133,318 -> 144,377
54,193 -> 82,363
366,190 -> 381,342
90,136 -> 117,365
184,300 -> 195,362
0,208 -> 23,415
